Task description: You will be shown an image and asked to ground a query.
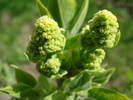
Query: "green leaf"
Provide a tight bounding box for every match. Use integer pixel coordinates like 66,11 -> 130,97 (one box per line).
88,88 -> 132,100
91,68 -> 115,87
48,0 -> 77,29
43,90 -> 67,100
44,92 -> 78,100
12,65 -> 37,87
114,31 -> 121,46
37,74 -> 56,93
36,0 -> 53,18
18,88 -> 40,100
50,69 -> 67,79
68,0 -> 89,37
64,34 -> 80,50
0,83 -> 31,98
64,71 -> 91,92
57,0 -> 77,29
67,93 -> 78,100
58,50 -> 73,71
77,98 -> 96,100
48,0 -> 62,27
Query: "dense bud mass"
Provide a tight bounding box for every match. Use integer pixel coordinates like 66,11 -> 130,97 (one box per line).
26,16 -> 65,62
82,49 -> 105,70
36,55 -> 61,77
81,10 -> 120,50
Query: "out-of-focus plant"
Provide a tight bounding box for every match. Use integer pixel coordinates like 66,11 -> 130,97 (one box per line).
0,0 -> 131,100
0,61 -> 14,87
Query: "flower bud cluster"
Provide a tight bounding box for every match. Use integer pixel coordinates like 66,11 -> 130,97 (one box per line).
36,55 -> 61,77
26,16 -> 65,63
80,10 -> 120,71
82,49 -> 105,70
26,16 -> 66,78
81,10 -> 120,50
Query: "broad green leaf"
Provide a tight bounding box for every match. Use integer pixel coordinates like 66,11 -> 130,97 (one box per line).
0,83 -> 31,98
58,0 -> 77,28
36,0 -> 53,18
88,88 -> 131,100
68,0 -> 89,37
114,31 -> 121,46
48,0 -> 77,29
37,74 -> 56,93
18,88 -> 40,100
48,0 -> 62,27
64,71 -> 91,92
12,65 -> 37,87
91,68 -> 115,86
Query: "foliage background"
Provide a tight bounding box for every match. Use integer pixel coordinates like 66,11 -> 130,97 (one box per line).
0,0 -> 133,99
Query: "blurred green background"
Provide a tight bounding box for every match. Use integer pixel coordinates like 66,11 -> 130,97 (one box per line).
0,0 -> 133,99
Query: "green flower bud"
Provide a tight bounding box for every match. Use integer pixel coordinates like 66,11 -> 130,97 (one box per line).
82,49 -> 105,70
36,55 -> 61,77
81,10 -> 120,50
26,16 -> 66,63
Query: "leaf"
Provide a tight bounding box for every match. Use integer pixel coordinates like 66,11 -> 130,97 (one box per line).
36,0 -> 53,18
57,0 -> 77,28
64,34 -> 80,50
68,0 -> 89,37
91,68 -> 115,86
37,74 -> 56,93
88,88 -> 132,100
18,88 -> 40,100
60,51 -> 73,71
0,83 -> 31,98
50,69 -> 67,79
12,65 -> 37,87
67,93 -> 78,100
114,31 -> 121,46
64,71 -> 91,92
48,0 -> 77,29
48,0 -> 62,27
43,90 -> 67,100
77,98 -> 96,100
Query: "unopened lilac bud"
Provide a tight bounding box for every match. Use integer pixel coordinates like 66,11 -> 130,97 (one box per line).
81,10 -> 120,50
26,16 -> 66,63
82,49 -> 105,70
36,55 -> 61,77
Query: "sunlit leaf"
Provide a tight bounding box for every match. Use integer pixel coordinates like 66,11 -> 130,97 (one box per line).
64,71 -> 91,92
68,0 -> 89,37
88,88 -> 131,100
0,83 -> 31,98
48,0 -> 62,27
12,65 -> 37,87
58,0 -> 77,28
37,74 -> 56,93
91,68 -> 115,86
36,0 -> 52,18
114,31 -> 121,46
43,90 -> 67,100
